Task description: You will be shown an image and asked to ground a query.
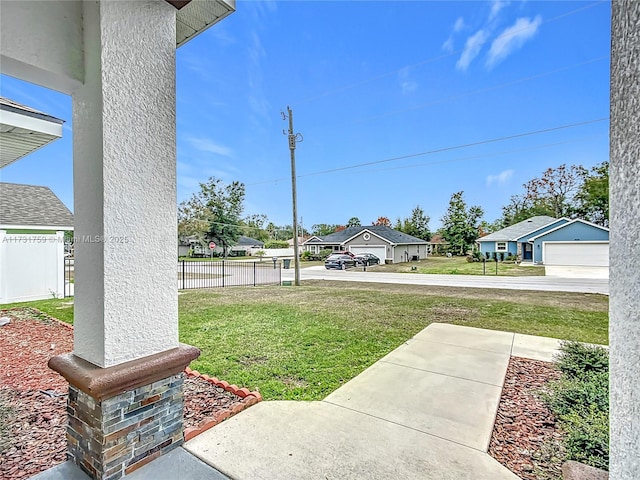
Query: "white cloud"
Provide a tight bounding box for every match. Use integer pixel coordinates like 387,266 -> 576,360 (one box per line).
486,169 -> 514,186
185,137 -> 233,157
454,17 -> 465,32
398,67 -> 418,94
486,16 -> 542,68
489,0 -> 510,22
442,17 -> 465,52
442,37 -> 454,53
456,29 -> 489,71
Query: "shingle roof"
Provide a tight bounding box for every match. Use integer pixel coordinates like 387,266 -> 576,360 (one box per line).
478,216 -> 558,242
310,225 -> 428,245
236,235 -> 263,246
0,182 -> 73,228
0,97 -> 64,124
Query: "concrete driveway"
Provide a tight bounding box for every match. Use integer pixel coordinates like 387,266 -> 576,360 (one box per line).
283,266 -> 609,295
545,265 -> 609,279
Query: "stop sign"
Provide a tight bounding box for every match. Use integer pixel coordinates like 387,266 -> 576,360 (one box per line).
209,241 -> 216,250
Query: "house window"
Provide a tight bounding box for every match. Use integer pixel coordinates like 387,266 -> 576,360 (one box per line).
496,242 -> 507,252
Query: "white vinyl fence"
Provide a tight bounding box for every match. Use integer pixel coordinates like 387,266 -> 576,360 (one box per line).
0,231 -> 65,303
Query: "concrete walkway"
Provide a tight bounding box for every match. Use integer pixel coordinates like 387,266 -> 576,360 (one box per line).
185,323 -> 565,480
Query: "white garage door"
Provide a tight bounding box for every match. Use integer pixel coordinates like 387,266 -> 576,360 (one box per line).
543,242 -> 609,267
349,246 -> 386,262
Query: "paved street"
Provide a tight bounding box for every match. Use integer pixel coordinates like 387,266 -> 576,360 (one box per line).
282,266 -> 609,295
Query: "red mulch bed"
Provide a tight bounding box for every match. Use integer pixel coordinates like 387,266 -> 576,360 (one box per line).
489,356 -> 565,480
0,308 -> 250,480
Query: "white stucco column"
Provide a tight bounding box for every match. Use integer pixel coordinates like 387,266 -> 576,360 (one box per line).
72,0 -> 178,367
610,2 -> 640,478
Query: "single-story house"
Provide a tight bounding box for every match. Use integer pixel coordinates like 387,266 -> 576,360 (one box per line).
477,216 -> 609,265
0,182 -> 74,303
229,235 -> 264,256
426,233 -> 449,255
303,225 -> 429,264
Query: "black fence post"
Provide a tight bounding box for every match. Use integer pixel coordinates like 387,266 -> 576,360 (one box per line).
253,262 -> 256,287
222,260 -> 225,288
181,260 -> 185,290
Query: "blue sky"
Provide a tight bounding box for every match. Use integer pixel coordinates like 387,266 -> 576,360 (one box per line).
0,0 -> 610,231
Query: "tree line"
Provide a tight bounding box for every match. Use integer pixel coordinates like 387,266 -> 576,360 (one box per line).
178,161 -> 608,256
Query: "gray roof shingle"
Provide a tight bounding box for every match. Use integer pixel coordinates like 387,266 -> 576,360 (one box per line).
478,216 -> 558,242
307,225 -> 428,245
236,236 -> 263,246
0,182 -> 73,228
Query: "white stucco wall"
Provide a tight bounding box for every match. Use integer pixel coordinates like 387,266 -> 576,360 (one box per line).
0,0 -> 83,94
72,0 -> 179,367
610,3 -> 640,478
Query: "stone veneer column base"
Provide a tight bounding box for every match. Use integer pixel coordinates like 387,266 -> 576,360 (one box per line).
49,345 -> 200,480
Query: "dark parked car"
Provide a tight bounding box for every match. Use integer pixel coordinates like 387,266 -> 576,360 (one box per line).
354,253 -> 380,266
325,254 -> 357,270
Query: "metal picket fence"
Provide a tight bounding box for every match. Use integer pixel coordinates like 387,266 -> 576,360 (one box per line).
178,260 -> 282,290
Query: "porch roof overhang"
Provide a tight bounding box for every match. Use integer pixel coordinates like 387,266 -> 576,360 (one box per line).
0,97 -> 64,169
167,0 -> 236,47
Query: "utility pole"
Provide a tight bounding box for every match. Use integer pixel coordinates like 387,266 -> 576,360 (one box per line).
283,106 -> 303,286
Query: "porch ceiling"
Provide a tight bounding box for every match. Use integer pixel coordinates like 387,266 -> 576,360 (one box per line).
0,97 -> 63,169
168,0 -> 236,47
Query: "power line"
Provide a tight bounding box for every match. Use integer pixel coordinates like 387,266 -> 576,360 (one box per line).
246,117 -> 608,186
290,0 -> 607,107
298,118 -> 609,178
330,133 -> 609,177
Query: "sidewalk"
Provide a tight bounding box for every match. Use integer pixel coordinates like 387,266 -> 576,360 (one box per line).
185,323 -> 565,480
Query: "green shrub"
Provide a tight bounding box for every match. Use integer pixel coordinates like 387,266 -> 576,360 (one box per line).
264,240 -> 289,249
543,341 -> 610,471
499,252 -> 505,261
544,371 -> 609,417
465,255 -> 474,263
555,341 -> 609,380
485,251 -> 491,260
301,251 -> 312,261
254,250 -> 266,259
318,249 -> 333,260
562,405 -> 609,470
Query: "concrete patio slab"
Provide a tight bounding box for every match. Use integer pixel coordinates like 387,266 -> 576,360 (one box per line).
186,401 -> 519,480
323,361 -> 502,451
512,333 -> 563,362
413,323 -> 515,355
380,338 -> 511,386
30,448 -> 230,480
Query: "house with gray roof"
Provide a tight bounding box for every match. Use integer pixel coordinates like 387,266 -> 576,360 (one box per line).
303,225 -> 429,264
0,183 -> 74,303
477,216 -> 567,261
0,97 -> 72,304
477,215 -> 609,265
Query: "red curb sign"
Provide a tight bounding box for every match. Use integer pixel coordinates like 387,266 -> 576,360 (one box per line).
209,241 -> 216,250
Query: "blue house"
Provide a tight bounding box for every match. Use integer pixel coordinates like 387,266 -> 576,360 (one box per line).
528,219 -> 609,265
478,216 -> 609,264
478,216 -> 568,261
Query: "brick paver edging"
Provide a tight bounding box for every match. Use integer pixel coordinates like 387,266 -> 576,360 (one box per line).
183,366 -> 263,441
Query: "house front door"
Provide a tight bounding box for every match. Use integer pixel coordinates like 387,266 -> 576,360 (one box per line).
523,243 -> 533,260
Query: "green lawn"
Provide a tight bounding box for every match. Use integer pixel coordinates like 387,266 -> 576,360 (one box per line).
374,255 -> 545,276
0,281 -> 608,401
0,298 -> 75,324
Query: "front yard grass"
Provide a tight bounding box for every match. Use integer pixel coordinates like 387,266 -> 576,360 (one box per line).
1,281 -> 608,401
375,255 -> 545,276
179,282 -> 607,400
